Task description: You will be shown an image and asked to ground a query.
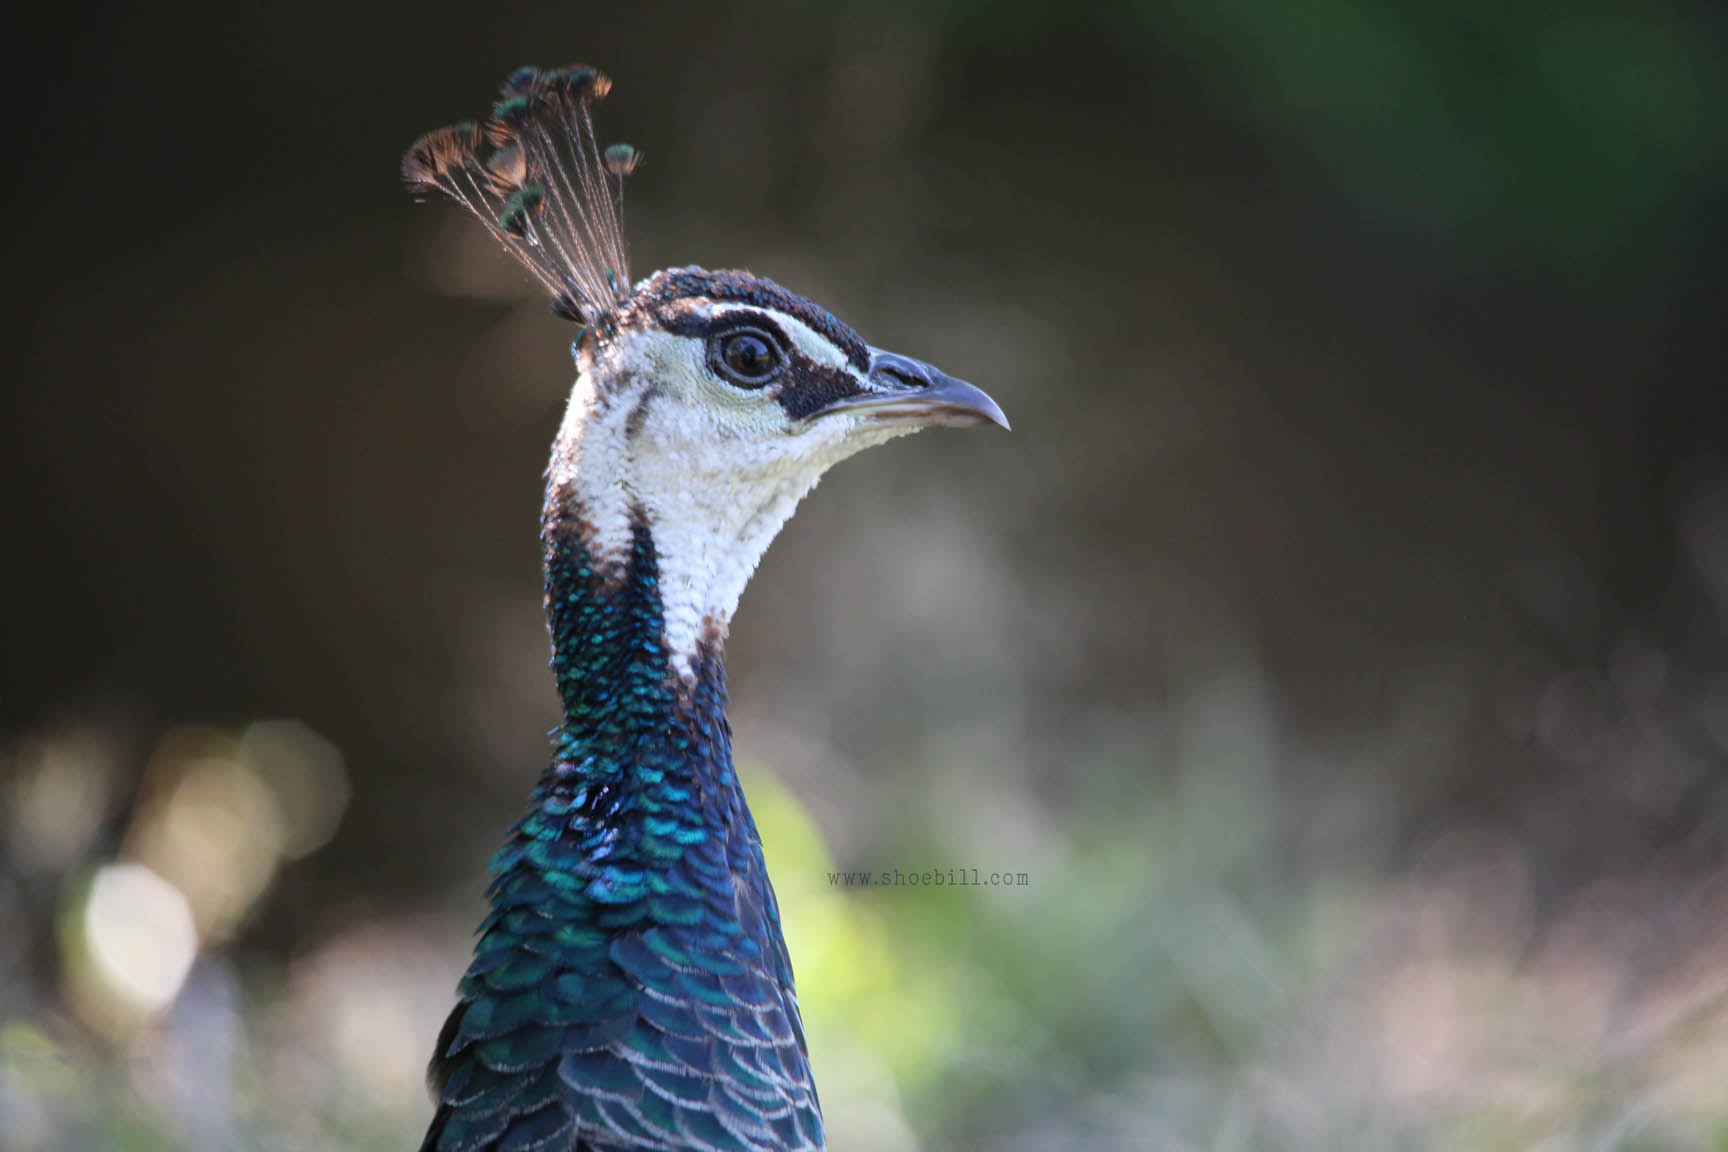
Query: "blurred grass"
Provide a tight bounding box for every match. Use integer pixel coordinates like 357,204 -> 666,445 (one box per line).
5,709 -> 1726,1148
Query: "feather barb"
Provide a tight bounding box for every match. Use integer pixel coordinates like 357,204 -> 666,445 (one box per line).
402,65 -> 642,330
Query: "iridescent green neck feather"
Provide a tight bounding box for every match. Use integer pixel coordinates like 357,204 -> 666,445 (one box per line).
422,497 -> 822,1152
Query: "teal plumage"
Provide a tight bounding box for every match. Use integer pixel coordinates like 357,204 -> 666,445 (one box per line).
424,517 -> 821,1152
406,62 -> 1006,1152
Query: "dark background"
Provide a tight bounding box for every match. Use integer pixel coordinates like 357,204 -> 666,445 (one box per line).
4,2 -> 1727,1149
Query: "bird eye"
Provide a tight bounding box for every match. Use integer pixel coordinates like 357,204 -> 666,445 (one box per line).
711,328 -> 784,387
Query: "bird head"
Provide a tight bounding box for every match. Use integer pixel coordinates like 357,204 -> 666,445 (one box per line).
405,66 -> 1005,670
593,264 -> 1005,493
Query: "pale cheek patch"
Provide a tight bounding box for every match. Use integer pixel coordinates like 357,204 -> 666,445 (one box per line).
546,331 -> 733,568
549,326 -> 914,680
548,373 -> 639,575
633,407 -> 864,678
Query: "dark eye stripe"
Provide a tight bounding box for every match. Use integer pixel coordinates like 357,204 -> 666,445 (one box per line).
630,268 -> 872,371
773,363 -> 866,420
649,303 -> 867,417
653,305 -> 792,351
701,312 -> 865,417
708,312 -> 790,350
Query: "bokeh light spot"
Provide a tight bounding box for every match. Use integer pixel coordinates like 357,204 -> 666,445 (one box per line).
82,863 -> 197,1013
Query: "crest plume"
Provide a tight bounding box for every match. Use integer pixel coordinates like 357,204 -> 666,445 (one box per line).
402,65 -> 637,329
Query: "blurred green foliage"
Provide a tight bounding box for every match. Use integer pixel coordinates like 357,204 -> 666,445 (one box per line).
890,0 -> 1726,285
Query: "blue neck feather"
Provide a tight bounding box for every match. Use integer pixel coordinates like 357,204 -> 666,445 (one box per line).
421,491 -> 823,1152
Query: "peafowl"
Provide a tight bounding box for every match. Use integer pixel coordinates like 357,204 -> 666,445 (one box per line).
402,65 -> 1007,1152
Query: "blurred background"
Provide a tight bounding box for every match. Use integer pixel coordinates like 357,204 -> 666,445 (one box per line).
4,2 -> 1727,1148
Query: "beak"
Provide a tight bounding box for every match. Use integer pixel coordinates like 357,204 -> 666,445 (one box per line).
812,348 -> 1010,430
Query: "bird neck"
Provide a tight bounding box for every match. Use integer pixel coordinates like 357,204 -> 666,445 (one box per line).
542,363 -> 851,683
541,496 -> 704,750
426,480 -> 821,1149
535,483 -> 746,869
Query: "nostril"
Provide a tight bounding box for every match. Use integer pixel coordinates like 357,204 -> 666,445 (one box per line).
867,350 -> 940,392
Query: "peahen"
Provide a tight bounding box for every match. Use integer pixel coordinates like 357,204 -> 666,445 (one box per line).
403,65 -> 1007,1152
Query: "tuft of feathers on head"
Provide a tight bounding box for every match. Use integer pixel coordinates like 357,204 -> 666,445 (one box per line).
602,143 -> 641,176
402,65 -> 640,332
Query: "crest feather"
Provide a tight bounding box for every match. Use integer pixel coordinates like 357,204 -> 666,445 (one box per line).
402,65 -> 640,330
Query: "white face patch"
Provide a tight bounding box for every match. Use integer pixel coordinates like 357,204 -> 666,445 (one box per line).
549,309 -> 914,678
